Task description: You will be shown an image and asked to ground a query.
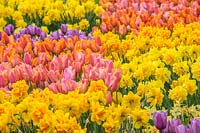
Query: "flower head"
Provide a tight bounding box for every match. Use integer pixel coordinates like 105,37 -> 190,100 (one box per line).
153,111 -> 168,130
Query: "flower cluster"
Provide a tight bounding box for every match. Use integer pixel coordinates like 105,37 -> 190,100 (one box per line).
0,0 -> 103,33
0,0 -> 200,132
99,0 -> 200,35
154,111 -> 200,133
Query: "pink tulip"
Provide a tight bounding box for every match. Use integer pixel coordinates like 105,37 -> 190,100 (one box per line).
23,64 -> 33,81
89,67 -> 99,81
24,52 -> 32,65
104,60 -> 114,73
32,65 -> 48,83
61,79 -> 78,93
8,68 -> 22,83
62,55 -> 73,68
160,3 -> 170,12
99,68 -> 106,79
37,52 -> 50,65
120,0 -> 128,8
140,2 -> 148,13
11,54 -> 22,66
105,69 -> 121,92
75,52 -> 85,65
0,86 -> 10,93
132,3 -> 139,12
63,66 -> 76,80
83,64 -> 93,79
48,82 -> 59,93
100,23 -> 108,33
74,61 -> 82,75
47,70 -> 60,83
135,16 -> 142,28
0,71 -> 8,87
0,62 -> 12,71
90,53 -> 103,66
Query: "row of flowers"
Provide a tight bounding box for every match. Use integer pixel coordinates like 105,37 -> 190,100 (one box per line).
100,0 -> 200,35
0,21 -> 200,132
1,0 -> 200,35
0,0 -> 104,33
0,0 -> 200,132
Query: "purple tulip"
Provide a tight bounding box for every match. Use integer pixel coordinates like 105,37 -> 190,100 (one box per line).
4,24 -> 14,35
162,121 -> 170,133
189,118 -> 200,133
0,32 -> 2,40
169,118 -> 182,133
40,32 -> 46,40
153,112 -> 168,131
34,27 -> 42,36
50,31 -> 60,40
27,25 -> 35,35
72,29 -> 79,36
79,32 -> 87,40
175,125 -> 190,133
61,24 -> 67,34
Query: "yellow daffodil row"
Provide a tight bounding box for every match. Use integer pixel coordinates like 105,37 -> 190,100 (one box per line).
0,0 -> 104,32
0,80 -> 151,133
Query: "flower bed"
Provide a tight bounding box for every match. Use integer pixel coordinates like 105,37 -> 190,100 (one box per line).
0,0 -> 200,132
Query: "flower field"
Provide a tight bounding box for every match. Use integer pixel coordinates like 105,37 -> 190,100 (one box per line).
0,0 -> 200,132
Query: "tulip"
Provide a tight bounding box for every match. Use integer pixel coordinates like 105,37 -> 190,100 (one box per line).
23,64 -> 33,81
175,125 -> 190,133
4,24 -> 14,35
189,118 -> 200,133
24,52 -> 32,65
63,66 -> 76,80
34,26 -> 42,36
106,69 -> 121,91
61,79 -> 78,93
0,72 -> 8,87
50,31 -> 60,40
61,24 -> 68,34
78,78 -> 89,93
40,32 -> 46,40
100,23 -> 108,33
162,121 -> 170,133
89,67 -> 99,81
153,111 -> 168,131
74,61 -> 82,75
47,70 -> 61,83
105,91 -> 112,104
168,118 -> 182,133
48,82 -> 59,93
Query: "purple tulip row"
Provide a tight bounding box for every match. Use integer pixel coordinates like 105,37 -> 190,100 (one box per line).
154,112 -> 200,133
1,24 -> 92,41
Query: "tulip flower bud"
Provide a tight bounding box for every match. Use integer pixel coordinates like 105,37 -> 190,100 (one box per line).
189,118 -> 200,133
169,118 -> 181,132
175,125 -> 190,133
153,112 -> 168,131
4,24 -> 14,35
61,24 -> 67,34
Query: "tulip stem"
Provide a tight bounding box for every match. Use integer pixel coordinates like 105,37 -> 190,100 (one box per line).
159,130 -> 162,133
